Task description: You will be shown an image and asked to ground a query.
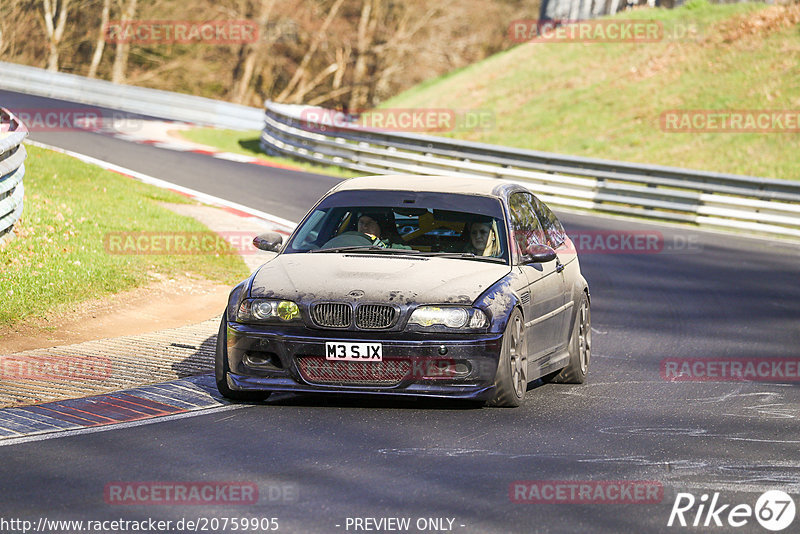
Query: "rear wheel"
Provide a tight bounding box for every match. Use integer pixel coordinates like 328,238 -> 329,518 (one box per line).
551,292 -> 590,384
488,309 -> 527,407
215,315 -> 270,401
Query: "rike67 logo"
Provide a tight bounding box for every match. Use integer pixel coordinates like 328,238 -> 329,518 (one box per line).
668,490 -> 796,531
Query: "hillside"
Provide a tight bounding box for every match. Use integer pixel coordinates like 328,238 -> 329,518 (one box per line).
380,1 -> 800,180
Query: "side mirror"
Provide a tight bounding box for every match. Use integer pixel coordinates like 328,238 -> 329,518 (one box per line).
523,244 -> 557,264
253,232 -> 283,252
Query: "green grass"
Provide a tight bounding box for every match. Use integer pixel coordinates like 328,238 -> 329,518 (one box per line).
379,1 -> 800,181
0,145 -> 249,328
178,127 -> 362,179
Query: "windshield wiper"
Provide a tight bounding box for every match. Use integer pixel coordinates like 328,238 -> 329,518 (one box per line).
415,252 -> 507,263
309,246 -> 421,254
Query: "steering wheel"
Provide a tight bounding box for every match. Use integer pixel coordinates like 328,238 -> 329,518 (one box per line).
320,231 -> 375,249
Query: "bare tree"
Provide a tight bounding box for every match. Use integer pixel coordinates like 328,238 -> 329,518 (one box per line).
41,0 -> 70,71
332,44 -> 350,90
305,43 -> 351,106
348,0 -> 380,110
231,0 -> 277,104
291,62 -> 340,103
87,0 -> 111,78
3,0 -> 531,109
111,0 -> 137,83
275,0 -> 345,103
0,2 -> 6,58
1,0 -> 33,63
370,5 -> 437,103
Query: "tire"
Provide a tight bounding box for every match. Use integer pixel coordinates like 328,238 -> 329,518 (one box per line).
215,315 -> 270,401
488,309 -> 527,407
551,292 -> 590,384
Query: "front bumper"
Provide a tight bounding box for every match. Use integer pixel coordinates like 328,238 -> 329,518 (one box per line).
222,322 -> 504,401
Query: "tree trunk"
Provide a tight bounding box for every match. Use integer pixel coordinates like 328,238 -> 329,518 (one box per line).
332,44 -> 350,91
42,0 -> 70,72
232,0 -> 276,104
275,0 -> 345,103
370,7 -> 434,105
348,0 -> 375,111
88,0 -> 111,78
111,0 -> 137,84
290,62 -> 338,104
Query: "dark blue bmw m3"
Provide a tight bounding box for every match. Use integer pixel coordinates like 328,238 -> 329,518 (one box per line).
216,175 -> 590,407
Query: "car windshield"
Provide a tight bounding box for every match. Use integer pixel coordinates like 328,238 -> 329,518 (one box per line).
285,190 -> 509,264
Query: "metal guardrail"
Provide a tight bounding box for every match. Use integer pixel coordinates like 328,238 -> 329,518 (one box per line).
0,61 -> 264,131
261,101 -> 800,239
0,108 -> 28,245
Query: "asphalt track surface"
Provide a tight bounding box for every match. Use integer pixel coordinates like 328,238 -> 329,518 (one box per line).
1,90 -> 799,533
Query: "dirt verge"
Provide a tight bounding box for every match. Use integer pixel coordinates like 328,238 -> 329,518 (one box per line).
0,273 -> 231,354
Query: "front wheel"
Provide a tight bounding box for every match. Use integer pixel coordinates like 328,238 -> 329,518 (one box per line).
215,315 -> 270,401
488,309 -> 527,407
551,292 -> 590,384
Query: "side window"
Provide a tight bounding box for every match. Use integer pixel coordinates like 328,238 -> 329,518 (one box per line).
509,193 -> 546,263
533,196 -> 566,248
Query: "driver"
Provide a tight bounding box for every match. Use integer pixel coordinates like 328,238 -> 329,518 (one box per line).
356,212 -> 412,249
357,213 -> 385,242
322,211 -> 411,249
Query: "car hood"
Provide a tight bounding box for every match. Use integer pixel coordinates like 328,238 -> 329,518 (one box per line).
250,253 -> 511,306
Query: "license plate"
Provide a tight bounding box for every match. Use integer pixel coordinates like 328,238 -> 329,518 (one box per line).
325,342 -> 382,362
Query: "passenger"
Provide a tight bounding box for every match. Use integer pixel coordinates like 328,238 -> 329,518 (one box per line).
465,220 -> 501,256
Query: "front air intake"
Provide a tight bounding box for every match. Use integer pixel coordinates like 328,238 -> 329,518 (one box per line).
311,302 -> 352,328
356,305 -> 397,329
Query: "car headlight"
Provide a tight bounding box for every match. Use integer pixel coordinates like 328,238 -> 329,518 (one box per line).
237,298 -> 300,323
408,306 -> 488,330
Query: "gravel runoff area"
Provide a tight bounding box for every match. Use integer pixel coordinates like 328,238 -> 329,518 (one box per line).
0,203 -> 281,408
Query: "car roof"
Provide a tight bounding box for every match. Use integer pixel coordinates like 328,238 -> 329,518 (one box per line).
330,175 -> 522,198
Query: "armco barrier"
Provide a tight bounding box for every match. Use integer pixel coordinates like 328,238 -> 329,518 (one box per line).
0,108 -> 27,245
260,101 -> 800,239
0,61 -> 263,130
